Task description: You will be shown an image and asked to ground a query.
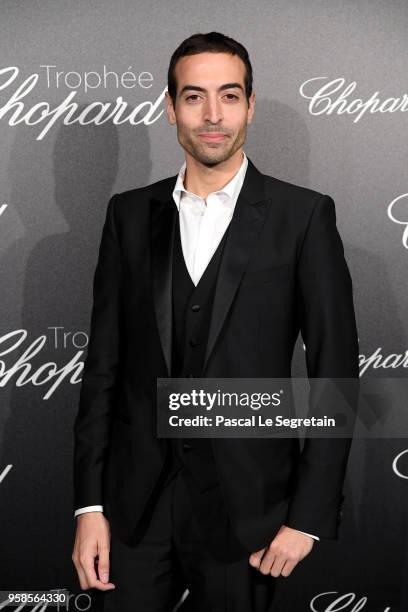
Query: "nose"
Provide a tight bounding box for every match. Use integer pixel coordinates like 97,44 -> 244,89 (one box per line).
202,94 -> 223,124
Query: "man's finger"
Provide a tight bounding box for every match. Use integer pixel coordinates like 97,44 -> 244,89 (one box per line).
82,556 -> 115,591
259,546 -> 280,575
249,547 -> 266,569
96,544 -> 111,584
81,554 -> 98,587
72,552 -> 90,590
280,559 -> 298,577
269,555 -> 287,578
76,564 -> 90,590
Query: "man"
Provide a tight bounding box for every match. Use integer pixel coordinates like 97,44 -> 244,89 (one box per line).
72,32 -> 359,611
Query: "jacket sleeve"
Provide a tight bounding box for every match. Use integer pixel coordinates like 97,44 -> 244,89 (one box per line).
72,193 -> 122,513
285,194 -> 360,539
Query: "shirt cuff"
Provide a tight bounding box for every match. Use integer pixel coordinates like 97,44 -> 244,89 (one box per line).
296,529 -> 320,541
74,505 -> 104,518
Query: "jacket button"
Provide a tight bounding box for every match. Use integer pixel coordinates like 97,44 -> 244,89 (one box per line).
188,373 -> 194,378
189,338 -> 198,347
182,442 -> 192,451
191,304 -> 201,312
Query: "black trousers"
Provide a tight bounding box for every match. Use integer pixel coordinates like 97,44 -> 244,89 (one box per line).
92,468 -> 276,611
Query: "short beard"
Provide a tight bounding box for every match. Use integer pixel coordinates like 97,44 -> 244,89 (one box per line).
178,128 -> 246,167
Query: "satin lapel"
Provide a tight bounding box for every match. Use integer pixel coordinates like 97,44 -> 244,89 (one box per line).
202,158 -> 271,374
151,192 -> 177,377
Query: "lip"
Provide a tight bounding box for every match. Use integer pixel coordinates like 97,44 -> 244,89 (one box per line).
198,133 -> 228,142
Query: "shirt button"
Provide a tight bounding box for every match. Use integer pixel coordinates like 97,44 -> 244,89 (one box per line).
191,304 -> 201,312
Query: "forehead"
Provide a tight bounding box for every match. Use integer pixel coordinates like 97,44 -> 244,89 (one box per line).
174,52 -> 245,88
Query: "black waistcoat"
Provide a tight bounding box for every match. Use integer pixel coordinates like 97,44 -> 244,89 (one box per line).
158,215 -> 249,562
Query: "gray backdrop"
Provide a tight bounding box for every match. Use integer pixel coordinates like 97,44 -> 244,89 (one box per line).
0,1 -> 407,610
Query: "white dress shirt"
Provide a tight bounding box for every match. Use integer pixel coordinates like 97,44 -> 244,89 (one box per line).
172,151 -> 248,285
74,150 -> 319,542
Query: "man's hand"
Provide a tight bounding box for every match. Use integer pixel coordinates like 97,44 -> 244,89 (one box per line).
72,512 -> 116,591
249,525 -> 314,577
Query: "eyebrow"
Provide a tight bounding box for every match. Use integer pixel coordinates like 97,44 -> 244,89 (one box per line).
179,82 -> 244,96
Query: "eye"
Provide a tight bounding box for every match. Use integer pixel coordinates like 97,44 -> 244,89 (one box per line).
185,93 -> 239,102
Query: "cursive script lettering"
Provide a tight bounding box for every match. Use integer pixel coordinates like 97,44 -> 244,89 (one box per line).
0,464 -> 12,484
359,347 -> 408,376
0,329 -> 83,399
299,76 -> 408,123
0,66 -> 166,140
392,448 -> 408,479
310,590 -> 391,611
387,193 -> 408,249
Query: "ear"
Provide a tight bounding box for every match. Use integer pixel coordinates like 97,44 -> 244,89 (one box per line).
165,91 -> 176,125
247,91 -> 256,125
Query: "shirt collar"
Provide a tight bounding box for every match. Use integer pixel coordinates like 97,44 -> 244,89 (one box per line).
172,151 -> 248,211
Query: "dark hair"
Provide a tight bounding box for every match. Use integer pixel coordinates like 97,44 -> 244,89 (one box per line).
167,31 -> 253,107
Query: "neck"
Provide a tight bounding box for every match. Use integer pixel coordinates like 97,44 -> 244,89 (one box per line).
183,149 -> 244,200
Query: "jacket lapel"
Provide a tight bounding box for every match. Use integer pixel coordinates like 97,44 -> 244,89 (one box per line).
151,157 -> 271,377
202,158 -> 271,374
151,190 -> 177,377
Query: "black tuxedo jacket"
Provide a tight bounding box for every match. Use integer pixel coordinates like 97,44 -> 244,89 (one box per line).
73,157 -> 359,552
